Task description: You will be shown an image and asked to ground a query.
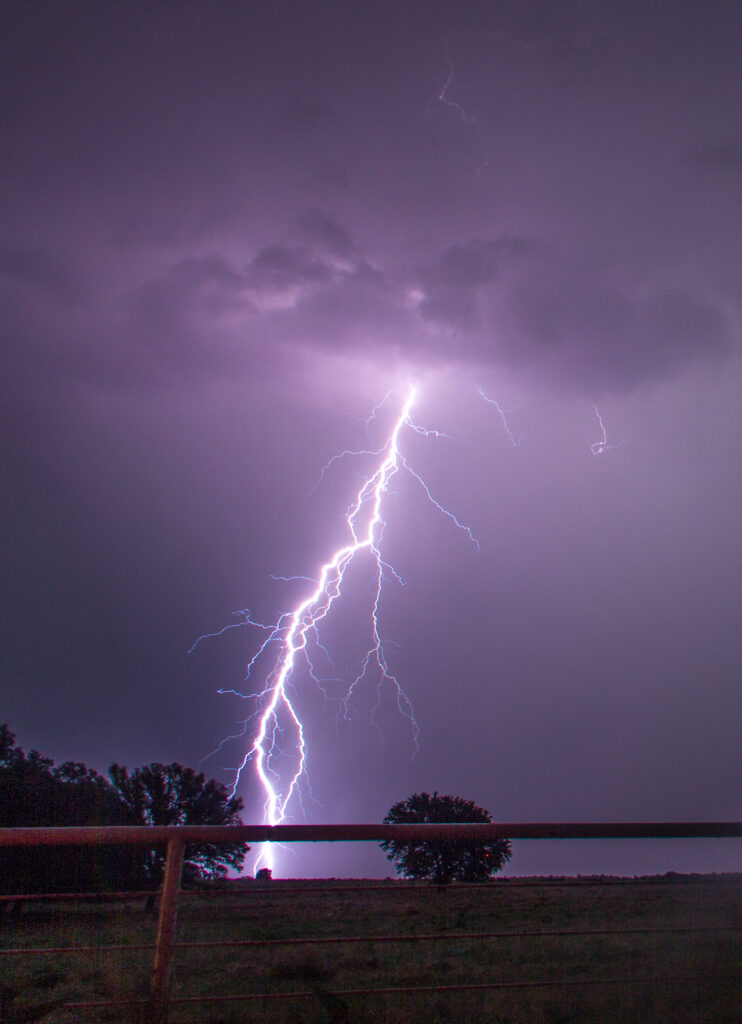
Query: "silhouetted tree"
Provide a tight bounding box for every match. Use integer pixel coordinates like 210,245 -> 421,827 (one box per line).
109,761 -> 248,883
1,725 -> 248,892
0,725 -> 142,893
381,791 -> 512,883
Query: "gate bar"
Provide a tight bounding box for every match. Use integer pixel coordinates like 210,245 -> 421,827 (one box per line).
1,822 -> 742,847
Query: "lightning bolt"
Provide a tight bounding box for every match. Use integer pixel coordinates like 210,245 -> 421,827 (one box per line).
432,42 -> 477,124
479,387 -> 522,447
590,404 -> 631,455
193,386 -> 477,872
427,39 -> 490,179
428,30 -> 615,182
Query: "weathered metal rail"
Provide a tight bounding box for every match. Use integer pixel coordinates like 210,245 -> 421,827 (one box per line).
3,820 -> 742,846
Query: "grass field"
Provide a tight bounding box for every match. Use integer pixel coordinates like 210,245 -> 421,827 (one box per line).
2,874 -> 741,1023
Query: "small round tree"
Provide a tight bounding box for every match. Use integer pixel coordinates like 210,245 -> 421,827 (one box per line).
381,791 -> 511,883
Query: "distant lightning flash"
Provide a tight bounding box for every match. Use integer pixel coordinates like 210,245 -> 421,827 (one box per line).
428,39 -> 490,178
428,30 -> 615,182
193,387 -> 476,872
590,404 -> 631,455
433,44 -> 477,124
479,388 -> 522,447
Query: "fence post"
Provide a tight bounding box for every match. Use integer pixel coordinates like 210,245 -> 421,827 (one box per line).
148,837 -> 185,1023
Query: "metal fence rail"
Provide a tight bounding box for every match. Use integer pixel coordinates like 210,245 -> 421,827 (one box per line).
3,923 -> 740,959
3,820 -> 742,845
1,821 -> 741,1022
56,971 -> 742,1012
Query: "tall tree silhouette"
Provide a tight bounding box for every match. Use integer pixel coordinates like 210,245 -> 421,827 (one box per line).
109,761 -> 248,882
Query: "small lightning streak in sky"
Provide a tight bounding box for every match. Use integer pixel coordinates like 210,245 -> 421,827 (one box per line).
479,388 -> 522,447
428,30 -> 615,182
590,405 -> 631,455
428,39 -> 489,178
434,44 -> 477,124
193,387 -> 476,872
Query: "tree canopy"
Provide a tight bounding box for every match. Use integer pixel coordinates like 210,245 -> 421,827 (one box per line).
381,791 -> 512,883
109,761 -> 248,883
0,724 -> 249,892
0,725 -> 142,892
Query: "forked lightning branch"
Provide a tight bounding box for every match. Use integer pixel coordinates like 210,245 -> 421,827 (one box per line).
192,387 -> 477,871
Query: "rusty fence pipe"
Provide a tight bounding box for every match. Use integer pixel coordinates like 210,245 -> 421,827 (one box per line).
2,821 -> 742,847
148,837 -> 185,1024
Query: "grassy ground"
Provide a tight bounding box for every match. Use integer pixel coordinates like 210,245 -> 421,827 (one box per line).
1,875 -> 741,1023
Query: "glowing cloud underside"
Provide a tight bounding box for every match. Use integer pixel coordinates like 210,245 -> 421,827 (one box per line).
194,386 -> 476,872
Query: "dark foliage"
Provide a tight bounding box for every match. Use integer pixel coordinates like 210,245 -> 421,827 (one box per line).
109,761 -> 248,883
0,725 -> 143,893
0,724 -> 249,892
381,791 -> 512,883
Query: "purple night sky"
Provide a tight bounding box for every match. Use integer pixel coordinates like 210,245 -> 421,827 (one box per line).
2,0 -> 741,878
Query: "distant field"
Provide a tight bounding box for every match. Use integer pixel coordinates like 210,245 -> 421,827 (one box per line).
2,875 -> 741,1023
